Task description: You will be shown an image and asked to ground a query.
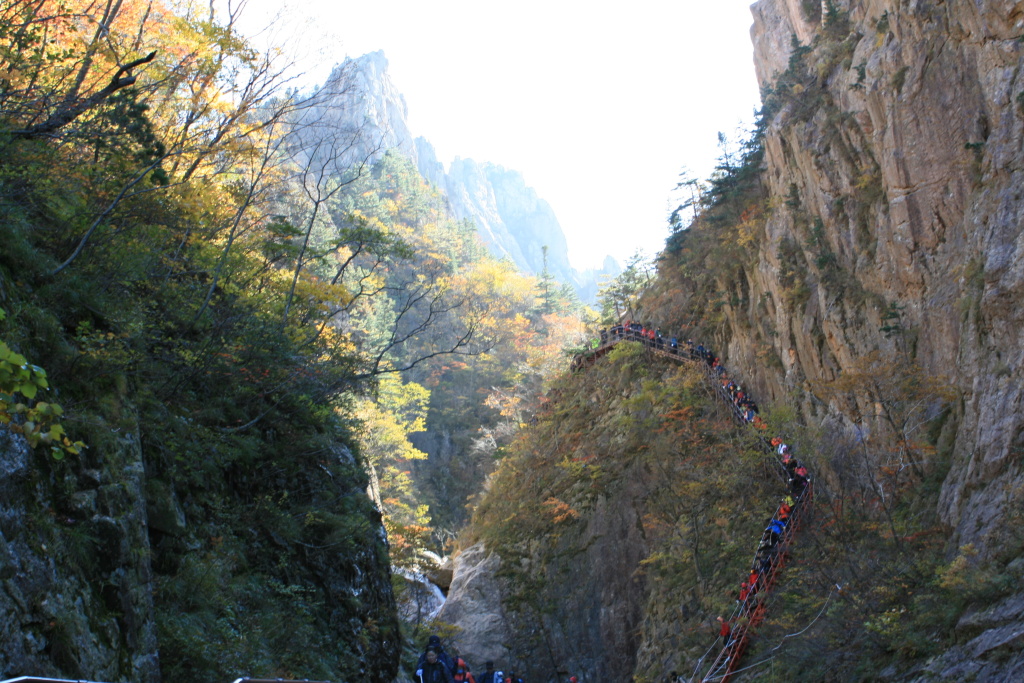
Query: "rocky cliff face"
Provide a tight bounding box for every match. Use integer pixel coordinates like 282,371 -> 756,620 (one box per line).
445,158 -> 573,282
650,0 -> 1024,676
434,543 -> 510,668
1,420 -> 401,682
306,51 -> 419,169
735,0 -> 1024,559
1,423 -> 159,681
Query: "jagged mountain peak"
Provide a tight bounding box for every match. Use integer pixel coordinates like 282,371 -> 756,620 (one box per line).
315,53 -> 620,302
312,50 -> 417,166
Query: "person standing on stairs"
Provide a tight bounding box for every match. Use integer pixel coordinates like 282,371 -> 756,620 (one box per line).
717,615 -> 732,652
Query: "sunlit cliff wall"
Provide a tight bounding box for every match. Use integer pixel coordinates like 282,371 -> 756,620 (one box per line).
722,0 -> 1024,556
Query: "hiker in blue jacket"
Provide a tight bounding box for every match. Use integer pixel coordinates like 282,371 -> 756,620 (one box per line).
764,518 -> 786,547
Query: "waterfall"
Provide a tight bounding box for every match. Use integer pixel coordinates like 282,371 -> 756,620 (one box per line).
394,567 -> 447,623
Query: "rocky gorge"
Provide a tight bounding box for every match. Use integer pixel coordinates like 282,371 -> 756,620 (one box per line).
4,0 -> 1024,681
439,1 -> 1024,680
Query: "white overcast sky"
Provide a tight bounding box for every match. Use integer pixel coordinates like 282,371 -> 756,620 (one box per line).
235,0 -> 763,270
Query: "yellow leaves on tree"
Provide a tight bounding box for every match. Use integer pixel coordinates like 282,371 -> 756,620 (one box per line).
355,374 -> 432,566
935,544 -> 978,592
356,375 -> 430,469
735,203 -> 764,249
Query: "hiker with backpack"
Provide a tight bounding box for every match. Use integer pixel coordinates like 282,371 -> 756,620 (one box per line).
764,517 -> 786,546
790,466 -> 809,496
452,656 -> 476,683
416,635 -> 456,675
478,662 -> 501,683
417,647 -> 455,683
778,499 -> 792,522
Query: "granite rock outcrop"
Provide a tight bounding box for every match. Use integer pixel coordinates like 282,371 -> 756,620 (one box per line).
435,543 -> 510,668
741,0 -> 1024,562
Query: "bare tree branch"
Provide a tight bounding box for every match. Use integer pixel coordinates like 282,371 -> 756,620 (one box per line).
9,50 -> 157,140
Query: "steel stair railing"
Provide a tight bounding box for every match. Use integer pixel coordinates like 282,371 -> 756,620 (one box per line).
573,330 -> 815,682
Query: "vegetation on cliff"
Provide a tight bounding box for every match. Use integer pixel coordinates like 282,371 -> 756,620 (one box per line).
641,11 -> 1022,677
469,343 -> 780,680
0,2 -> 596,679
0,1 -> 409,678
461,3 -> 1024,679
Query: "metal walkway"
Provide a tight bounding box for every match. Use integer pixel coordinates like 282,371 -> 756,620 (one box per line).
573,330 -> 815,682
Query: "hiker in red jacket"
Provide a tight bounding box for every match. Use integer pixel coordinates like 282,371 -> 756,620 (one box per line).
738,580 -> 750,609
778,500 -> 792,522
717,616 -> 731,650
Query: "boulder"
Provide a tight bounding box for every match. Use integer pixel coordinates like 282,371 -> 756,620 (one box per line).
436,542 -> 510,668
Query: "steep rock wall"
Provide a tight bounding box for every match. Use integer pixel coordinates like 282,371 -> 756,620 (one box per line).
1,419 -> 401,682
721,0 -> 1024,556
1,422 -> 159,681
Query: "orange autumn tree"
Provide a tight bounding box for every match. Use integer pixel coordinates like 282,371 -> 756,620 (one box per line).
0,0 -> 163,141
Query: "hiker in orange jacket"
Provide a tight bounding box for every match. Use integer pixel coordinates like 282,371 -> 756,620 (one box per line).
452,656 -> 476,683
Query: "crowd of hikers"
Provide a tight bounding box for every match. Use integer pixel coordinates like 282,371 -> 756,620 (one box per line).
413,634 -> 579,683
593,322 -> 765,426
579,322 -> 815,682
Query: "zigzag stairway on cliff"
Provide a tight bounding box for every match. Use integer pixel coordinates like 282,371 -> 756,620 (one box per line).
573,328 -> 815,682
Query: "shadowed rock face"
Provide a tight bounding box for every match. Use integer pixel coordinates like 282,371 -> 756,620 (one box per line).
441,477 -> 654,683
1,422 -> 401,682
1,425 -> 160,682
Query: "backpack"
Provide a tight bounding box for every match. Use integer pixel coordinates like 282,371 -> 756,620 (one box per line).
453,657 -> 476,683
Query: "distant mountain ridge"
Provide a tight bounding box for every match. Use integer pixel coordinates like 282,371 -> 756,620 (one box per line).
321,51 -> 619,302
